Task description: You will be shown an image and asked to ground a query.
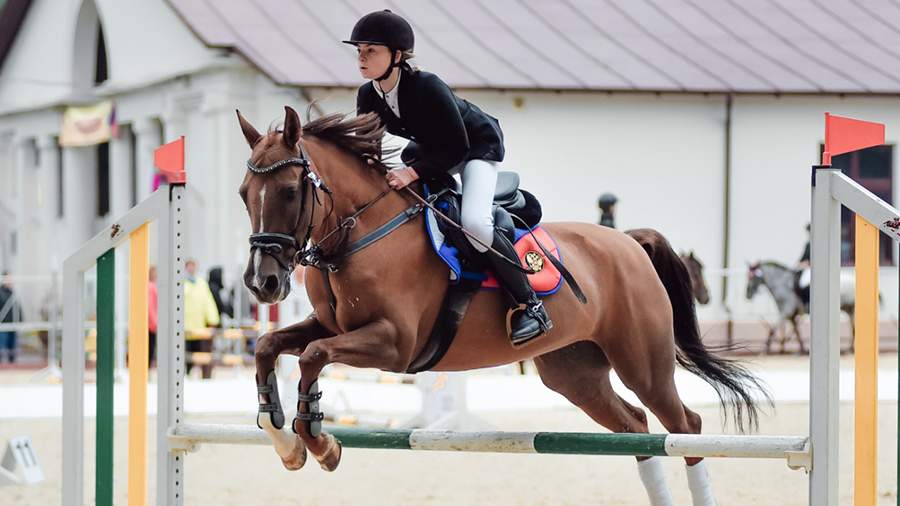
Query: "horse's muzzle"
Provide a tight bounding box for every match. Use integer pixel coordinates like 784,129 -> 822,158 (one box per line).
245,255 -> 291,304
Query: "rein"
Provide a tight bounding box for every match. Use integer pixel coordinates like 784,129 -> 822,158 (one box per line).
247,139 -> 423,314
247,137 -> 586,315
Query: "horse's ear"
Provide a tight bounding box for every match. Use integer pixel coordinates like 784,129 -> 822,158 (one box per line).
236,110 -> 261,148
283,106 -> 302,149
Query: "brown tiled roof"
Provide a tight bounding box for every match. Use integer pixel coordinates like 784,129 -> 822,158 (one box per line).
167,0 -> 900,93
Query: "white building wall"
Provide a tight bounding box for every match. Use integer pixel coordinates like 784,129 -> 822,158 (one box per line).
1,0 -> 899,329
298,89 -> 728,320
730,95 -> 900,322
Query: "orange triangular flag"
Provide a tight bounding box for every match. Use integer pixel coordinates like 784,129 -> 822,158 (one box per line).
823,113 -> 885,165
154,136 -> 186,184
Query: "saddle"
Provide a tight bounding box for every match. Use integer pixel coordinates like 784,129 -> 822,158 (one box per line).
425,172 -> 545,277
407,172 -> 564,373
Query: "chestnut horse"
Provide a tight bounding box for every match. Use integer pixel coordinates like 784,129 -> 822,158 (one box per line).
238,107 -> 767,498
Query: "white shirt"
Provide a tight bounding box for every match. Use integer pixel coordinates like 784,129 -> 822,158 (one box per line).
375,71 -> 401,118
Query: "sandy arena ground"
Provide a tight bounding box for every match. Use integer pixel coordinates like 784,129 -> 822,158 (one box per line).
0,355 -> 896,505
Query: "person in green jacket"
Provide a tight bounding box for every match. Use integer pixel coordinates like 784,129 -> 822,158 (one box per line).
184,259 -> 219,379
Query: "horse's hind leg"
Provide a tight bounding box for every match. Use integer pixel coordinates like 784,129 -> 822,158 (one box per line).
601,332 -> 716,505
610,357 -> 716,505
791,315 -> 806,354
534,342 -> 675,506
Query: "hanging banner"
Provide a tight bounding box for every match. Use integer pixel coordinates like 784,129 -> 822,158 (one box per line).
59,101 -> 117,147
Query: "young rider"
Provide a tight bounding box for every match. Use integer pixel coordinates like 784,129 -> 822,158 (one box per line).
344,10 -> 552,345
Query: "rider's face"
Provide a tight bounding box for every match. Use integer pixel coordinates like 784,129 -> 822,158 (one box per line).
357,43 -> 394,80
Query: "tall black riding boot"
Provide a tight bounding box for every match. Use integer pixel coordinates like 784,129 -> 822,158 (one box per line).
484,230 -> 553,345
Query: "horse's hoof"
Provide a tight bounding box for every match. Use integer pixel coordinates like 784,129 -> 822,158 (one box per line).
315,433 -> 342,472
280,438 -> 308,471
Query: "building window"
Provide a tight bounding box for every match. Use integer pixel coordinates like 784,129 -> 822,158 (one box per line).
95,24 -> 107,85
834,144 -> 895,266
97,141 -> 109,216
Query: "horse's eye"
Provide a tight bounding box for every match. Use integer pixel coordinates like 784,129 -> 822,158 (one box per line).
285,188 -> 299,201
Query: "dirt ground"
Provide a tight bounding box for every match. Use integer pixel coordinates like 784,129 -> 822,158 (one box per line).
0,356 -> 896,505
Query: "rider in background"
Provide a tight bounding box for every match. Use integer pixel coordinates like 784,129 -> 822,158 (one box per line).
345,10 -> 551,345
597,192 -> 618,229
795,223 -> 811,308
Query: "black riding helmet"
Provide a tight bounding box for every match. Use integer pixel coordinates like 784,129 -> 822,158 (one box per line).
343,10 -> 414,82
597,193 -> 618,211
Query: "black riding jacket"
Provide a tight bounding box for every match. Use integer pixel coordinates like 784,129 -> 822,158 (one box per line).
356,67 -> 505,187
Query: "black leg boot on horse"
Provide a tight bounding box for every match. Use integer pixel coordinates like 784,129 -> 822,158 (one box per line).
485,229 -> 553,346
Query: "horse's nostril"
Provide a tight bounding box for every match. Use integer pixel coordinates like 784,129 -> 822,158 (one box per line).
263,275 -> 279,294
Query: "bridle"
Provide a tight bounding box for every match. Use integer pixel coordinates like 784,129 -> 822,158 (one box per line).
246,138 -> 413,313
246,143 -> 326,274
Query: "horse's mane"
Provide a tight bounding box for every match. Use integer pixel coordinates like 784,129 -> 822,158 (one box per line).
300,111 -> 396,171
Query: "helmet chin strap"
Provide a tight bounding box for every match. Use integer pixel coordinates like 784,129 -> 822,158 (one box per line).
375,48 -> 398,82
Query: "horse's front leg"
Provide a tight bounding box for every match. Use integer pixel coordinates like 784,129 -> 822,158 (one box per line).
255,314 -> 334,470
292,318 -> 405,471
763,320 -> 775,354
779,318 -> 789,354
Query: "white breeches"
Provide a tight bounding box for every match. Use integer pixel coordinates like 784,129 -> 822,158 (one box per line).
457,159 -> 499,252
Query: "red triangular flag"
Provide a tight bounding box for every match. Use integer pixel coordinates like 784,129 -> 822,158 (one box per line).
823,113 -> 885,165
154,136 -> 187,184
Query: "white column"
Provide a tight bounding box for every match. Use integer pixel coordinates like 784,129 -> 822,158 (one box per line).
0,135 -> 13,270
36,136 -> 60,271
201,91 -> 248,270
60,146 -> 97,258
11,139 -> 28,276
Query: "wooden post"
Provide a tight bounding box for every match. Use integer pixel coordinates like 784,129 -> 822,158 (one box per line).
854,215 -> 879,506
128,224 -> 149,506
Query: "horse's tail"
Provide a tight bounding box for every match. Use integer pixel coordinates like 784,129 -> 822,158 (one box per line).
626,228 -> 772,433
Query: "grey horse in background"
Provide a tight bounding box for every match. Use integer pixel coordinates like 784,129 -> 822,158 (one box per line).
746,262 -> 806,354
746,261 -> 857,354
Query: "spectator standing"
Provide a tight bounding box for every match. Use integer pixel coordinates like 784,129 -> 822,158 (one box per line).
184,259 -> 219,379
148,265 -> 158,367
0,272 -> 21,363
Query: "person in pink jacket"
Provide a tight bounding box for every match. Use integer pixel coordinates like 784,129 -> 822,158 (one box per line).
148,265 -> 158,367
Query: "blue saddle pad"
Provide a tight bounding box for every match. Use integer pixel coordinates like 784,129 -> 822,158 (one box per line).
422,187 -> 563,297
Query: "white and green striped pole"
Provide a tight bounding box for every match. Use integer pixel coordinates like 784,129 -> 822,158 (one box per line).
170,424 -> 809,465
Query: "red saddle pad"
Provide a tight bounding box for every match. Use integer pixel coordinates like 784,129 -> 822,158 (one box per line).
481,226 -> 562,294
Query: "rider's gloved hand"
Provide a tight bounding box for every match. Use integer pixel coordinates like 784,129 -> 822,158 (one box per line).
386,166 -> 419,189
